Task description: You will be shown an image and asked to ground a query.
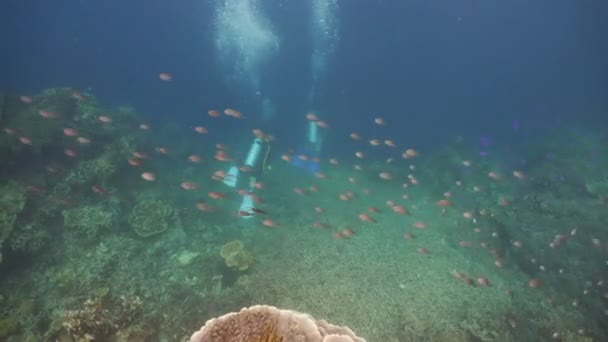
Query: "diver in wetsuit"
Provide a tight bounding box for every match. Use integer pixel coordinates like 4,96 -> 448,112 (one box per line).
223,136 -> 272,218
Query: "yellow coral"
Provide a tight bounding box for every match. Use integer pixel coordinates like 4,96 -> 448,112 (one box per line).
220,240 -> 254,271
236,275 -> 250,287
128,199 -> 173,237
220,240 -> 244,258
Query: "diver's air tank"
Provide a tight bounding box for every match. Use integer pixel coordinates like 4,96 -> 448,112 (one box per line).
244,138 -> 264,168
308,120 -> 323,155
308,120 -> 319,145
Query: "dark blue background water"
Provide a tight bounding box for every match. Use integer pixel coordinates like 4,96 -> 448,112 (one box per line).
2,0 -> 607,154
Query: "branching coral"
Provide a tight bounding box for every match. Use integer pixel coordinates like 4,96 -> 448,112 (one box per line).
220,240 -> 254,271
189,305 -> 365,342
62,204 -> 117,238
64,151 -> 117,185
62,295 -> 143,341
128,199 -> 173,237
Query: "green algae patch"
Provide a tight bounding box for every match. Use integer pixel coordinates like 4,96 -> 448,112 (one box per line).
0,317 -> 19,338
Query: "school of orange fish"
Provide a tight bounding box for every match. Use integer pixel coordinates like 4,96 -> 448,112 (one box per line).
5,75 -> 607,337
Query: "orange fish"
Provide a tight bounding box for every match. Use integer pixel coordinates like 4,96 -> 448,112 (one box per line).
76,137 -> 91,144
437,199 -> 453,207
374,117 -> 386,125
214,151 -> 232,162
188,155 -> 202,163
208,191 -> 226,199
340,228 -> 356,237
392,205 -> 408,215
155,147 -> 169,154
196,202 -> 215,212
63,128 -> 79,137
306,112 -> 319,121
477,277 -> 491,287
294,187 -> 307,196
159,73 -> 172,81
379,172 -> 392,180
39,110 -> 59,119
98,115 -> 113,123
417,247 -> 430,254
262,219 -> 280,227
181,182 -> 198,190
128,158 -> 143,167
64,148 -> 77,157
316,121 -> 329,128
224,108 -> 242,118
194,126 -> 208,134
403,232 -> 415,240
402,149 -> 419,158
132,151 -> 148,159
141,172 -> 156,181
384,140 -> 396,147
358,213 -> 376,223
18,136 -> 32,145
513,170 -> 525,180
413,221 -> 427,229
20,96 -> 33,103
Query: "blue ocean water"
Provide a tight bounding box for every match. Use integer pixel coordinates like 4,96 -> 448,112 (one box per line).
1,0 -> 608,340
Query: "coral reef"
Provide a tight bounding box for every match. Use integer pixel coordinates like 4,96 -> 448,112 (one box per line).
0,181 -> 26,263
62,204 -> 117,239
585,177 -> 608,200
72,152 -> 117,184
60,295 -> 143,341
0,318 -> 19,339
128,199 -> 174,237
1,88 -> 77,152
220,240 -> 254,271
236,275 -> 250,287
189,305 -> 365,342
1,87 -> 607,340
8,223 -> 50,253
52,149 -> 119,197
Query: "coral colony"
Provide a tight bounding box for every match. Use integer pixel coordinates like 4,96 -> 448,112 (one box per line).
0,88 -> 607,340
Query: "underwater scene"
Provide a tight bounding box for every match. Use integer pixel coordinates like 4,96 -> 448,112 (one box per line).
1,0 -> 607,341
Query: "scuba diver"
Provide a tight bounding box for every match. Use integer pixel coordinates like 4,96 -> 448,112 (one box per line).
222,134 -> 272,219
222,117 -> 324,219
291,118 -> 325,174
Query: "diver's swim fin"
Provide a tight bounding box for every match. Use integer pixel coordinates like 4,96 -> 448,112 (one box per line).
239,194 -> 255,219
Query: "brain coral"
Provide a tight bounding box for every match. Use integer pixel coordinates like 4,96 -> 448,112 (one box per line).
128,199 -> 173,237
220,240 -> 254,271
189,305 -> 366,342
